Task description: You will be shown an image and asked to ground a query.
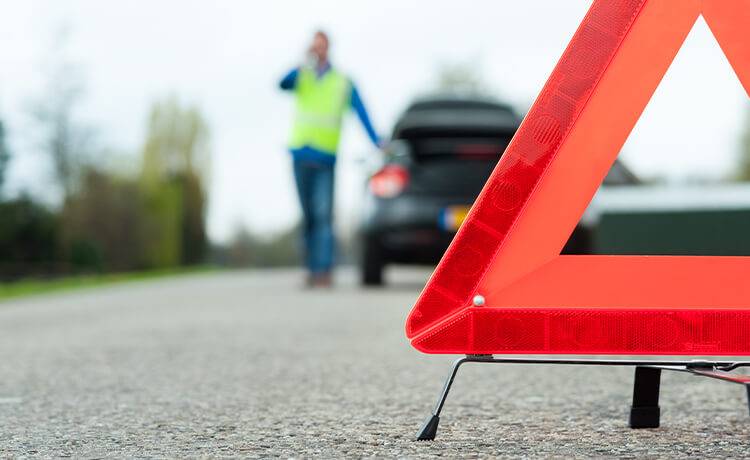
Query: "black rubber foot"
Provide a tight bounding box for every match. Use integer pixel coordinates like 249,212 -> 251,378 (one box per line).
629,406 -> 660,429
416,414 -> 440,441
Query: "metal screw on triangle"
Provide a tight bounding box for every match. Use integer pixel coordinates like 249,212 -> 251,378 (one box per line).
472,295 -> 485,307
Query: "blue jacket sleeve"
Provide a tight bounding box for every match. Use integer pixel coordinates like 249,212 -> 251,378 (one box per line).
350,84 -> 380,146
280,68 -> 298,91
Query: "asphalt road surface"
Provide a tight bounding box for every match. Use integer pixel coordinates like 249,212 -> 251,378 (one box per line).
1,268 -> 750,458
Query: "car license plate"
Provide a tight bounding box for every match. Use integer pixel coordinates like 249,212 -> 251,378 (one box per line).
439,206 -> 471,231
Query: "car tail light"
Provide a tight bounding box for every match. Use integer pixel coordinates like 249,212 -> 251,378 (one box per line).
369,165 -> 410,198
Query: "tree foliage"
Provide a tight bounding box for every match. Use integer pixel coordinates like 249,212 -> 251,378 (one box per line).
0,196 -> 61,279
61,168 -> 146,272
0,28 -> 215,278
140,97 -> 210,268
0,118 -> 10,195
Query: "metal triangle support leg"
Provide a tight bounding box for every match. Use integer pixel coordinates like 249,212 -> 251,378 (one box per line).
629,366 -> 661,428
413,357 -> 750,442
416,356 -> 474,441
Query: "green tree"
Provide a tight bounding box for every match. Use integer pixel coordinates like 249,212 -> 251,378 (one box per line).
61,168 -> 146,272
0,196 -> 61,279
0,118 -> 10,195
140,96 -> 210,268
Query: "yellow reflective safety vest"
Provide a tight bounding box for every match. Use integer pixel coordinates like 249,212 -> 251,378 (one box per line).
289,67 -> 351,154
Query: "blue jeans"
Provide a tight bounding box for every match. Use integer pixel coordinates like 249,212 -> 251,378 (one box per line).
293,160 -> 335,274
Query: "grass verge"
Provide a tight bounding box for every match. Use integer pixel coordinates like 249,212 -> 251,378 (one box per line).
0,266 -> 216,302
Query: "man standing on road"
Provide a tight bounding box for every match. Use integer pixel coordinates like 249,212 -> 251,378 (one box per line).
280,30 -> 382,288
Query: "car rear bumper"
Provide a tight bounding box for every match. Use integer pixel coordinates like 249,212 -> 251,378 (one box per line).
362,195 -> 471,264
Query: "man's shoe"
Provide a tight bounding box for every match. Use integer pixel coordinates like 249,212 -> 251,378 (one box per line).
311,272 -> 333,288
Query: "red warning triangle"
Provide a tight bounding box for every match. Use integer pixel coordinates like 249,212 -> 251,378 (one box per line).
406,0 -> 750,355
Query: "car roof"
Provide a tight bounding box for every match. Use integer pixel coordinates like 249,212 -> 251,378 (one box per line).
393,94 -> 638,184
393,94 -> 521,139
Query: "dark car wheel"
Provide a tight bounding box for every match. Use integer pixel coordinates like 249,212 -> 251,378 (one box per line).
361,238 -> 385,286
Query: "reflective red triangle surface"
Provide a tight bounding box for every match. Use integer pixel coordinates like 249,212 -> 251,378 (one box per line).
406,0 -> 750,355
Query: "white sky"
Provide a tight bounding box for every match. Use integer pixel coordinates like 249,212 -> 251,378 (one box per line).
0,1 -> 747,242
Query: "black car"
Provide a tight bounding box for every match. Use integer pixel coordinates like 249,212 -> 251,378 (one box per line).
359,95 -> 637,286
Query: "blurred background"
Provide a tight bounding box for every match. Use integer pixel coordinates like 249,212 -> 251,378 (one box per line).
1,0 -> 750,288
